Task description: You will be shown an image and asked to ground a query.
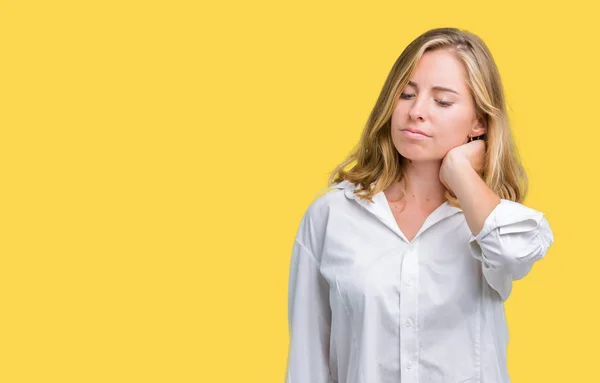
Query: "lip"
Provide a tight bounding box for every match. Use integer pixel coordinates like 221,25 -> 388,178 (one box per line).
401,129 -> 431,139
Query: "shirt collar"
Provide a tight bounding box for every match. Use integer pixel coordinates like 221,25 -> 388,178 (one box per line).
331,180 -> 463,243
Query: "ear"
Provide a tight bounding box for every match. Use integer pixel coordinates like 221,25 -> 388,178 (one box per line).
471,117 -> 487,138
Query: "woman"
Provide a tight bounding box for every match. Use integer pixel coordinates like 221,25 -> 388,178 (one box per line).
285,28 -> 554,383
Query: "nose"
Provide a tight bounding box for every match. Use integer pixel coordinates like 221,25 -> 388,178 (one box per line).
408,94 -> 427,121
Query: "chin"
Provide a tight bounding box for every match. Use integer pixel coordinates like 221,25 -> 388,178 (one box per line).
397,147 -> 443,162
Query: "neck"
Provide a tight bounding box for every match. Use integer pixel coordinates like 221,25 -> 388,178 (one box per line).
385,158 -> 447,207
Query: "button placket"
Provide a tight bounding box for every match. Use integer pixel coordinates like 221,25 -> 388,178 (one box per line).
400,242 -> 419,382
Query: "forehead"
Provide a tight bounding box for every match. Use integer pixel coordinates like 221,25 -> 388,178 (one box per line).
409,49 -> 468,90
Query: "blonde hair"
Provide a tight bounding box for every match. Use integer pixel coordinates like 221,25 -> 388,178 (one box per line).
327,27 -> 527,207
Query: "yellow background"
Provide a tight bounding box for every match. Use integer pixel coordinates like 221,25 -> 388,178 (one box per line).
0,0 -> 595,381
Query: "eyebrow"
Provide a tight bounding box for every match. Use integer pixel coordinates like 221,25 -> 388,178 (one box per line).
407,81 -> 460,95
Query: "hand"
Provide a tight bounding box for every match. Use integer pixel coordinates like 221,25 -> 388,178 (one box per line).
439,139 -> 486,196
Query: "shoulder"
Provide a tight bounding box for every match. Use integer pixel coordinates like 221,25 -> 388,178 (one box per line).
308,185 -> 347,215
303,180 -> 360,223
294,183 -> 352,259
299,187 -> 346,235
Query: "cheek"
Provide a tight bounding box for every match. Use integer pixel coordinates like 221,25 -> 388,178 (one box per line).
434,110 -> 472,142
391,103 -> 410,123
436,127 -> 468,147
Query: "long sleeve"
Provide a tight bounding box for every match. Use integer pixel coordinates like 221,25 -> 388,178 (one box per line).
468,199 -> 555,301
285,239 -> 332,383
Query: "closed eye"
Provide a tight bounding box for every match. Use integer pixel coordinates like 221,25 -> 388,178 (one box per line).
400,93 -> 453,107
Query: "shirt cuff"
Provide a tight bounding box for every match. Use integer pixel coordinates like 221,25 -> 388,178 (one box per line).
469,199 -> 545,245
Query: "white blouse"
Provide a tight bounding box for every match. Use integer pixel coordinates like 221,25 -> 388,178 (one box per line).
285,180 -> 554,383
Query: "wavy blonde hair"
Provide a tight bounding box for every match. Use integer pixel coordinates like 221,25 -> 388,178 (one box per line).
327,27 -> 527,208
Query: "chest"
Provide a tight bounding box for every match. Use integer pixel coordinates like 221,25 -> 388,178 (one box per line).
319,203 -> 477,288
389,204 -> 432,242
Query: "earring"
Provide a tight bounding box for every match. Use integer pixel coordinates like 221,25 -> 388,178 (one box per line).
469,135 -> 474,142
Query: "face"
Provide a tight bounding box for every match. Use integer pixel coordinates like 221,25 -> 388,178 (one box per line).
390,48 -> 486,162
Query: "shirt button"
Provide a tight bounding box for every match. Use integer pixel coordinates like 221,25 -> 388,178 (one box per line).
405,362 -> 412,369
405,319 -> 412,327
405,279 -> 413,286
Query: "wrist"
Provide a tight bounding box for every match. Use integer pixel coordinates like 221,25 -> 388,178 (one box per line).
443,153 -> 473,191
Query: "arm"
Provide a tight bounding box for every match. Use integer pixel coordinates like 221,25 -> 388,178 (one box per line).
442,151 -> 555,301
443,152 -> 500,237
285,233 -> 332,382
